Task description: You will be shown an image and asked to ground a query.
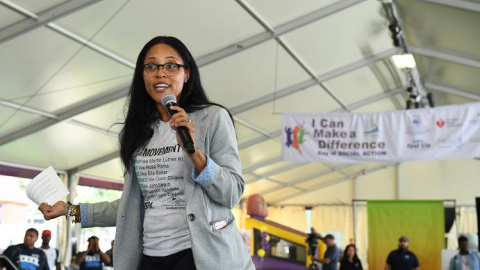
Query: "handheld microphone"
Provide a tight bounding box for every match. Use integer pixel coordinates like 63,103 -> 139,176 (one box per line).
161,94 -> 195,154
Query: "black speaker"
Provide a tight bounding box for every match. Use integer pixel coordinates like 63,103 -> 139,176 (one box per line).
476,197 -> 480,251
444,207 -> 456,234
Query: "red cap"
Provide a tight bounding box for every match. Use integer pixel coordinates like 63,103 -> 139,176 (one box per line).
42,230 -> 51,237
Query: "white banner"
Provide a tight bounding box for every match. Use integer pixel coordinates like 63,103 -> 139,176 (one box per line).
282,102 -> 480,162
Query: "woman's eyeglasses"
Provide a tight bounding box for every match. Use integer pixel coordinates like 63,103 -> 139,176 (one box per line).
143,63 -> 185,77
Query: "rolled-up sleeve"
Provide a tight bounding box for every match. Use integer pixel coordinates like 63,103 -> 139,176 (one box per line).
80,200 -> 120,228
191,155 -> 218,185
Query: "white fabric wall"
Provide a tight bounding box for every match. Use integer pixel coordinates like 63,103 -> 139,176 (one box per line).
356,167 -> 397,199
296,158 -> 480,205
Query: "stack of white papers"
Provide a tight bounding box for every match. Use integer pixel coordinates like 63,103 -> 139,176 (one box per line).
27,166 -> 69,205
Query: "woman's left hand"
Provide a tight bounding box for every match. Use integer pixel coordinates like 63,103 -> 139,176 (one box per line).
168,105 -> 207,171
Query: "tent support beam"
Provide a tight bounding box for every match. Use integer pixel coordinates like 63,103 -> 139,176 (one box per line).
0,0 -> 103,43
269,164 -> 396,205
420,0 -> 480,13
410,46 -> 480,69
426,82 -> 480,101
0,87 -> 128,146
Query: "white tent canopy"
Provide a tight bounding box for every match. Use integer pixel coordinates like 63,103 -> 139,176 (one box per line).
1,0 -> 480,206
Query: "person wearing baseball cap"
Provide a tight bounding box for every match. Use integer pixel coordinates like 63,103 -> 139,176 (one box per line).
41,230 -> 61,270
385,235 -> 419,270
312,234 -> 341,270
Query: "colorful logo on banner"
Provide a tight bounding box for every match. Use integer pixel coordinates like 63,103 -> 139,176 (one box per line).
407,114 -> 430,135
436,119 -> 445,128
284,124 -> 305,154
364,121 -> 379,135
406,114 -> 431,149
438,136 -> 463,148
435,117 -> 463,129
470,113 -> 480,125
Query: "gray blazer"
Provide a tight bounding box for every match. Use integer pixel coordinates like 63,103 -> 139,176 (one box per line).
82,105 -> 255,270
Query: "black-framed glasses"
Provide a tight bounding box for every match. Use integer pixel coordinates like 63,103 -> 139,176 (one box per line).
143,63 -> 185,77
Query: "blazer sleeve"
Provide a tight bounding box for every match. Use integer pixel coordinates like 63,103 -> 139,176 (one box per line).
195,107 -> 245,209
81,199 -> 120,227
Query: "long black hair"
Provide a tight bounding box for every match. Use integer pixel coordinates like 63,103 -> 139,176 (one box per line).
341,244 -> 359,263
119,36 -> 232,173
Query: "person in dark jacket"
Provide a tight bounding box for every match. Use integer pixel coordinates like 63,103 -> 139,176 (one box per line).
1,228 -> 50,270
75,236 -> 110,270
340,244 -> 363,270
385,236 -> 419,270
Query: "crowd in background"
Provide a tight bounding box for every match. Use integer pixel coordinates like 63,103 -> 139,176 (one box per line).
0,228 -> 114,270
2,226 -> 480,269
308,230 -> 480,270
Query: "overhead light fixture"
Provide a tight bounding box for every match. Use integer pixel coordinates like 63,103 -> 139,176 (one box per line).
392,54 -> 416,68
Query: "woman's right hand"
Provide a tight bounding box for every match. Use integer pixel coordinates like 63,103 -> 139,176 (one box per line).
38,201 -> 67,220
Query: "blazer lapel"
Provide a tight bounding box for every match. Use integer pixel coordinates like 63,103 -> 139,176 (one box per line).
183,108 -> 208,202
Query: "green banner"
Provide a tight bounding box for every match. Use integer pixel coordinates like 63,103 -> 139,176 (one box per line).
367,200 -> 444,270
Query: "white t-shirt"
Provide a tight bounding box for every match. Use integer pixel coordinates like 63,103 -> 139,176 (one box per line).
461,254 -> 470,270
41,246 -> 59,270
135,120 -> 191,256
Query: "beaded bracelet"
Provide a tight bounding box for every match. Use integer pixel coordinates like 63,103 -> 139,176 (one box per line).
65,201 -> 81,223
71,204 -> 81,223
65,202 -> 73,221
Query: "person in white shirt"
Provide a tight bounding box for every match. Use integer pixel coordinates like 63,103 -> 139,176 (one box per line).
449,235 -> 480,270
40,230 -> 60,270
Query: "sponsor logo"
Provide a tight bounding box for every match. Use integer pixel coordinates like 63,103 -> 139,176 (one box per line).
406,139 -> 431,149
406,114 -> 430,136
438,137 -> 463,148
436,117 -> 462,128
285,124 -> 306,154
363,121 -> 379,135
470,113 -> 480,125
436,119 -> 445,128
163,197 -> 186,210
